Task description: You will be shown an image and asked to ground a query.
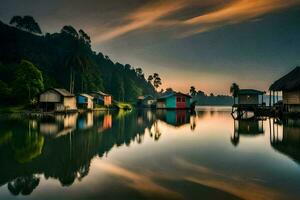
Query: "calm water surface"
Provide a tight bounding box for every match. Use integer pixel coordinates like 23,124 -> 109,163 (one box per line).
0,106 -> 300,200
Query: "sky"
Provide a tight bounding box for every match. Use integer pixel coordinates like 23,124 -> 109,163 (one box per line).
1,0 -> 300,94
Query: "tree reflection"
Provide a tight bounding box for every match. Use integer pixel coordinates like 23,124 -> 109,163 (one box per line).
12,121 -> 44,163
0,109 -> 196,196
7,175 -> 40,196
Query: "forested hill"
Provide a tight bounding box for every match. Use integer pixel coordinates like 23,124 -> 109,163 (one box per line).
0,20 -> 156,103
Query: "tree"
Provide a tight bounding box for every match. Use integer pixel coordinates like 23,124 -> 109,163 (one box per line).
197,90 -> 205,96
79,29 -> 91,44
230,83 -> 240,104
135,68 -> 143,78
61,25 -> 78,38
9,16 -> 22,28
190,86 -> 196,96
147,75 -> 153,83
153,76 -> 162,91
10,16 -> 42,34
124,64 -> 132,71
150,73 -> 162,91
0,80 -> 11,100
13,60 -> 44,103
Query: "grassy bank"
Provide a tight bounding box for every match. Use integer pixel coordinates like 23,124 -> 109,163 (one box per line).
0,105 -> 26,113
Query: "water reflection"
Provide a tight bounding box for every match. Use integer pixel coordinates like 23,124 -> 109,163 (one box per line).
0,108 -> 300,199
0,110 -> 195,195
270,118 -> 300,164
231,118 -> 265,146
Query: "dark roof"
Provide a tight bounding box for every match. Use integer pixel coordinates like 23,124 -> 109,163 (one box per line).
51,88 -> 75,97
91,91 -> 111,97
158,92 -> 191,100
269,66 -> 300,91
238,89 -> 265,95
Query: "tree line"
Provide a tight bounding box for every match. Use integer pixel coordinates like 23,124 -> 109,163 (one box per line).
0,16 -> 164,105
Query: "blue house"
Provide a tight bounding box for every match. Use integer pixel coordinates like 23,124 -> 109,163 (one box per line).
77,94 -> 94,110
157,92 -> 191,109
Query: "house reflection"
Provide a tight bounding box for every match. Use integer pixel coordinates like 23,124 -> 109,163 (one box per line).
98,114 -> 112,132
78,112 -> 94,130
0,110 -> 153,195
156,110 -> 191,128
39,114 -> 78,137
270,118 -> 300,164
231,119 -> 265,146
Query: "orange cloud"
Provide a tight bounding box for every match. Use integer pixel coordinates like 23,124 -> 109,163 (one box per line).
94,0 -> 187,43
181,0 -> 300,37
93,0 -> 299,42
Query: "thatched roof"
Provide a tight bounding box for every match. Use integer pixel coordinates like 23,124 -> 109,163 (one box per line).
269,66 -> 300,91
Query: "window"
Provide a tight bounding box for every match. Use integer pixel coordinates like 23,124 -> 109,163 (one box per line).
177,97 -> 181,102
182,97 -> 186,102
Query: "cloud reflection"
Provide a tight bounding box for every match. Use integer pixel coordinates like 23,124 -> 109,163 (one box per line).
174,157 -> 287,200
97,162 -> 184,200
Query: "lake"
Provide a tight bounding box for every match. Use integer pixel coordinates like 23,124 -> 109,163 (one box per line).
0,106 -> 300,200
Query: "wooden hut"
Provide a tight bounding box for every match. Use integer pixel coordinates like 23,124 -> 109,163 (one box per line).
39,88 -> 77,112
77,94 -> 94,110
137,95 -> 155,108
269,66 -> 300,113
90,91 -> 112,106
157,92 -> 191,109
237,89 -> 265,106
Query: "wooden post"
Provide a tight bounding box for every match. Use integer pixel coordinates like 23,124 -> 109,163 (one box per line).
276,91 -> 279,102
273,91 -> 275,105
269,90 -> 272,107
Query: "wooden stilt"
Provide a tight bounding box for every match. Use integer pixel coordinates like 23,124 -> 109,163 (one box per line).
269,90 -> 272,107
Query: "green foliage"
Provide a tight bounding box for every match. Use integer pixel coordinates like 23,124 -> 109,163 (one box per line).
190,86 -> 196,96
10,16 -> 42,34
230,83 -> 240,97
116,102 -> 133,110
13,60 -> 44,103
0,20 -> 155,105
147,73 -> 162,91
79,29 -> 91,45
0,80 -> 11,97
61,25 -> 78,38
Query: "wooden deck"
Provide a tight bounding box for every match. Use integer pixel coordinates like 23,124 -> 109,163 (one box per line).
232,104 -> 274,119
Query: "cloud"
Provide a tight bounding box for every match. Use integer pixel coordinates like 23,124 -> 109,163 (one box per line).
92,0 -> 299,42
93,0 -> 187,43
180,0 -> 300,37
